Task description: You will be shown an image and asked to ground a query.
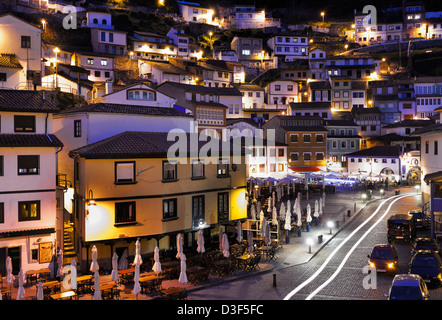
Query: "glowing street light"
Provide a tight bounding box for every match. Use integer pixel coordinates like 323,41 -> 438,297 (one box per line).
321,11 -> 325,23
327,221 -> 334,234
41,19 -> 47,31
306,238 -> 313,253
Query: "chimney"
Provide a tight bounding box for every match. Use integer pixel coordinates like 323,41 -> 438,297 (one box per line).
105,81 -> 113,95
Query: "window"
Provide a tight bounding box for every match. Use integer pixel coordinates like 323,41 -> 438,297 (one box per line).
87,58 -> 94,65
101,59 -> 108,66
14,115 -> 35,132
192,160 -> 205,179
74,120 -> 81,137
290,153 -> 299,161
304,153 -> 311,161
275,85 -> 281,91
95,71 -> 101,77
290,134 -> 298,143
163,161 -> 177,181
18,201 -> 40,221
0,202 -> 3,223
241,49 -> 251,55
435,141 -> 438,155
128,90 -> 155,101
21,36 -> 31,48
163,199 -> 177,220
278,148 -> 284,157
218,192 -> 229,223
115,202 -> 136,224
316,134 -> 324,143
192,195 -> 205,228
17,155 -> 39,175
303,134 -> 311,143
109,33 -> 113,43
425,141 -> 429,153
101,32 -> 106,41
316,153 -> 324,161
0,155 -> 3,176
0,73 -> 6,82
217,159 -> 229,177
115,161 -> 136,184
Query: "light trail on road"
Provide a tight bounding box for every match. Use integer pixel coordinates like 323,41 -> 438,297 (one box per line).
283,192 -> 418,301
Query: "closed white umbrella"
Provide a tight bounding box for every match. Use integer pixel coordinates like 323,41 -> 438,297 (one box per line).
247,230 -> 254,253
284,206 -> 292,231
219,228 -> 224,251
111,253 -> 119,282
93,270 -> 102,300
222,233 -> 230,258
272,206 -> 278,225
176,233 -> 183,259
133,264 -> 141,298
306,204 -> 312,223
236,220 -> 243,244
296,202 -> 302,228
259,210 -> 265,229
118,248 -> 128,270
17,267 -> 25,300
250,204 -> 257,220
261,217 -> 268,238
314,200 -> 320,218
322,191 -> 326,205
90,245 -> 99,273
152,246 -> 162,274
37,281 -> 44,300
57,250 -> 63,278
179,253 -> 188,285
279,202 -> 286,221
133,239 -> 142,298
70,258 -> 77,290
197,229 -> 205,253
6,256 -> 14,287
319,197 -> 323,215
265,223 -> 271,245
257,201 -> 261,218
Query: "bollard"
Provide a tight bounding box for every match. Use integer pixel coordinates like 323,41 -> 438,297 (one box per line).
318,234 -> 323,244
335,220 -> 340,229
273,273 -> 277,287
286,235 -> 290,244
348,209 -> 351,218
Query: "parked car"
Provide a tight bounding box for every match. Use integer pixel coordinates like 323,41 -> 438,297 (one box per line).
411,238 -> 440,257
408,209 -> 427,229
387,214 -> 416,243
386,274 -> 429,300
367,244 -> 398,273
409,250 -> 442,287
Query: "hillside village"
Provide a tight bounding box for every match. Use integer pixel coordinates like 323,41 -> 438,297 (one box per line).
1,0 -> 442,293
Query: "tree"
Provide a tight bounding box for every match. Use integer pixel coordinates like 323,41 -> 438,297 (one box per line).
199,33 -> 220,51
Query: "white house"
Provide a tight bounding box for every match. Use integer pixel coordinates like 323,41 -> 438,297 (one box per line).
266,33 -> 309,67
128,31 -> 177,61
71,52 -> 114,83
176,1 -> 217,25
92,82 -> 177,107
234,83 -> 265,110
53,102 -> 194,186
90,28 -> 127,56
0,90 -> 63,275
0,14 -> 43,90
138,60 -> 197,85
265,80 -> 299,106
308,48 -> 327,80
85,12 -> 113,30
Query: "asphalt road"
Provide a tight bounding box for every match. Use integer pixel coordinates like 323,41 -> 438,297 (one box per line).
188,192 -> 442,301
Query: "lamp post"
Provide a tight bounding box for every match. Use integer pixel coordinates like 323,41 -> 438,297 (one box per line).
321,11 -> 325,23
53,47 -> 60,89
327,221 -> 333,234
41,19 -> 46,32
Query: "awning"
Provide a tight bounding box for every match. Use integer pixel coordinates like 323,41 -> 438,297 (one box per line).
289,166 -> 322,173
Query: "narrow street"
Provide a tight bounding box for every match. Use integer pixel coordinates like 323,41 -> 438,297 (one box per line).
188,191 -> 442,300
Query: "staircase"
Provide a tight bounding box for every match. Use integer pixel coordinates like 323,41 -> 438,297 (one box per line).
63,225 -> 77,265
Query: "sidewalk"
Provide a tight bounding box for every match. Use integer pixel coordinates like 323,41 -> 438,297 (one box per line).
2,187 -> 412,300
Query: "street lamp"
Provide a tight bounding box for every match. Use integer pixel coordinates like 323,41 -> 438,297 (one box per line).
321,11 -> 325,23
41,19 -> 46,32
306,238 -> 313,253
327,221 -> 333,234
53,47 -> 60,88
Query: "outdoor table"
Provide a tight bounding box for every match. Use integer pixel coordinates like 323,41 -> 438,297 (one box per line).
160,261 -> 180,280
1,287 -> 11,300
50,290 -> 77,300
27,268 -> 51,285
161,287 -> 187,300
258,246 -> 272,259
139,275 -> 161,293
213,259 -> 234,277
235,254 -> 251,270
41,280 -> 61,296
76,274 -> 93,294
99,283 -> 116,300
118,268 -> 135,285
187,266 -> 209,285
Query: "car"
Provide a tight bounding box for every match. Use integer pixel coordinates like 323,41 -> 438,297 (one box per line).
411,238 -> 440,257
387,214 -> 416,243
367,244 -> 398,273
409,250 -> 442,287
408,209 -> 427,229
385,274 -> 429,300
